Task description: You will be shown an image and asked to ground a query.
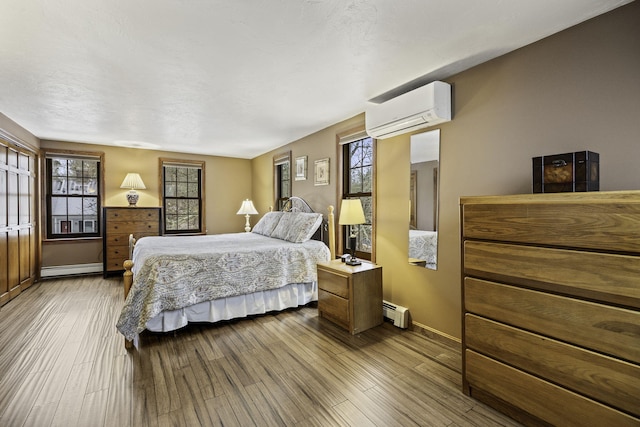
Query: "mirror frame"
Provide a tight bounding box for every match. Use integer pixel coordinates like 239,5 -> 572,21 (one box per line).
409,129 -> 440,270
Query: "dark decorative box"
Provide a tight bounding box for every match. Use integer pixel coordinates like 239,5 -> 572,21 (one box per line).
533,151 -> 599,193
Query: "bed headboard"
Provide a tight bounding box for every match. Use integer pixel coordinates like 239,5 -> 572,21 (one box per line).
281,196 -> 314,213
282,196 -> 331,248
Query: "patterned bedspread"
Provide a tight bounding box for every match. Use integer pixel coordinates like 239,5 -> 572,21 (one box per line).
409,230 -> 438,266
116,233 -> 330,340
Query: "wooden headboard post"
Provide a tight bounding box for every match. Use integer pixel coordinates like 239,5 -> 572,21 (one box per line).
123,257 -> 134,350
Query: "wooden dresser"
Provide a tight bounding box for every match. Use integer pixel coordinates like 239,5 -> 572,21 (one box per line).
103,207 -> 162,277
460,191 -> 640,427
317,260 -> 383,334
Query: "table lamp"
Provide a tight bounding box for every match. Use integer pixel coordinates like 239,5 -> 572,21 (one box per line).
339,198 -> 366,265
237,199 -> 258,232
120,173 -> 146,207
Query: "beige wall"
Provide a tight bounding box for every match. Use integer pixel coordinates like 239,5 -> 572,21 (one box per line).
251,114 -> 365,216
253,2 -> 640,340
39,140 -> 252,267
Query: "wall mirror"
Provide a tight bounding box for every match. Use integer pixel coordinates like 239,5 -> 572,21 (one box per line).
409,129 -> 440,270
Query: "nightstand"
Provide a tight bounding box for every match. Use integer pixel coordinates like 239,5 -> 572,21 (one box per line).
317,259 -> 383,334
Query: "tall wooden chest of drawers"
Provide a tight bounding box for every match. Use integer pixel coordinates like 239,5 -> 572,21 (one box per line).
103,207 -> 162,277
461,191 -> 640,427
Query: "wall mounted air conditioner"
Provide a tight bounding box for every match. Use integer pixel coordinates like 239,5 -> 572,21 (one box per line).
365,81 -> 451,139
382,300 -> 409,328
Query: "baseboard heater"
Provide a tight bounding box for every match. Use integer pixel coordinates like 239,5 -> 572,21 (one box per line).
40,263 -> 103,278
382,300 -> 409,328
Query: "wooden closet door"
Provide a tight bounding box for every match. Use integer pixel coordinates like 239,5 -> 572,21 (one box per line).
0,139 -> 37,306
7,147 -> 20,298
28,155 -> 36,280
0,142 -> 8,304
18,152 -> 36,283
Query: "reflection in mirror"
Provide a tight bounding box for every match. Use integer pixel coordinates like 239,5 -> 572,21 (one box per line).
409,129 -> 440,270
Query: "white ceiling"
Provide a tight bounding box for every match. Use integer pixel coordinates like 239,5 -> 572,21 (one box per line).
0,0 -> 632,159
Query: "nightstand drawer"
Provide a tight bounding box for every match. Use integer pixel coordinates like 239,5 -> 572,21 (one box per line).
318,289 -> 349,326
318,269 -> 349,298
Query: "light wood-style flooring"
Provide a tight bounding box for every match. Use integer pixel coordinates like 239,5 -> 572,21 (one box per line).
0,275 -> 522,427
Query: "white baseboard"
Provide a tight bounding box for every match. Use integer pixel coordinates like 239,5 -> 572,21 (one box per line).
40,263 -> 103,278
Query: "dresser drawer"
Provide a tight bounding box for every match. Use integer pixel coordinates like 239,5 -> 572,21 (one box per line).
106,245 -> 128,259
105,208 -> 161,223
462,199 -> 640,253
318,289 -> 349,327
105,246 -> 128,270
464,240 -> 640,309
465,350 -> 639,427
465,314 -> 640,417
104,233 -> 130,246
318,268 -> 349,298
106,221 -> 159,235
105,231 -> 158,244
464,278 -> 640,364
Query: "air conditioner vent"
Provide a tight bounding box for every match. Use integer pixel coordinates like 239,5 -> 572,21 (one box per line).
365,81 -> 451,139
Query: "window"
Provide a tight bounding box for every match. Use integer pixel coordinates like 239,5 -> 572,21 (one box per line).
161,159 -> 205,234
273,151 -> 291,211
341,132 -> 374,260
45,151 -> 103,239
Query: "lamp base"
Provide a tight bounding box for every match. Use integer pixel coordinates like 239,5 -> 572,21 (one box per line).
345,256 -> 361,266
346,234 -> 360,265
126,191 -> 139,207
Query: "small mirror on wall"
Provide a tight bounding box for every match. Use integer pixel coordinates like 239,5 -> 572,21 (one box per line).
409,129 -> 440,270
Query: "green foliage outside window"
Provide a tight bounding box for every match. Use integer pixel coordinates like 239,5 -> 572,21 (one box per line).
163,165 -> 202,233
344,137 -> 373,254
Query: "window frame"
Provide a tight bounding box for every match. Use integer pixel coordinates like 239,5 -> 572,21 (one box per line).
338,129 -> 376,262
273,150 -> 292,211
159,158 -> 205,235
43,149 -> 104,241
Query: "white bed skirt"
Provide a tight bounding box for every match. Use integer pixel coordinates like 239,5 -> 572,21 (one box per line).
145,281 -> 318,333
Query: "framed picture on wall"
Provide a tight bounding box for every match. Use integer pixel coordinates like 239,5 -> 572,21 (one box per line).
314,158 -> 329,186
295,156 -> 307,181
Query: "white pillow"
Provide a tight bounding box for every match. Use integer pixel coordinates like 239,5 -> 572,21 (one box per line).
271,212 -> 323,243
251,211 -> 284,236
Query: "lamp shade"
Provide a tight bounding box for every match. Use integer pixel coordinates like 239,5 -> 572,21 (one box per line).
236,199 -> 258,215
339,199 -> 365,225
119,173 -> 146,190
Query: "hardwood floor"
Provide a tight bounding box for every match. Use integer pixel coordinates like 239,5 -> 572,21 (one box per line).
0,276 -> 522,427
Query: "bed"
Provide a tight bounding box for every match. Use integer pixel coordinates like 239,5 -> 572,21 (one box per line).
116,197 -> 335,347
408,229 -> 437,268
